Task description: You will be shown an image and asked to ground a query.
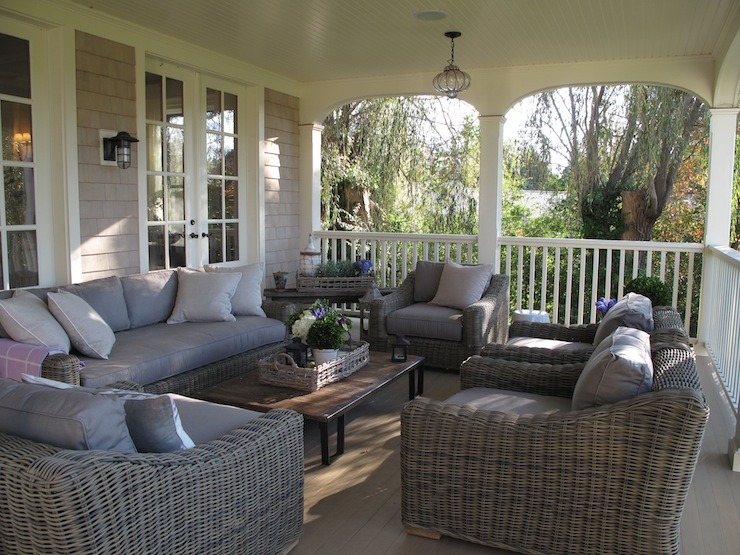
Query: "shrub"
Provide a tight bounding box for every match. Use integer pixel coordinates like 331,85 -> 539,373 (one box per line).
624,275 -> 673,307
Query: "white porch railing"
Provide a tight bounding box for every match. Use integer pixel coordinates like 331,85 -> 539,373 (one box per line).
702,246 -> 740,411
313,230 -> 703,335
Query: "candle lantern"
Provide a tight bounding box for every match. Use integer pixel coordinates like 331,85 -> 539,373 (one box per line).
285,337 -> 309,368
299,233 -> 321,277
391,335 -> 410,362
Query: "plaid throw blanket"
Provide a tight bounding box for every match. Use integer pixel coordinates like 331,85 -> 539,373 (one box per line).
0,339 -> 65,381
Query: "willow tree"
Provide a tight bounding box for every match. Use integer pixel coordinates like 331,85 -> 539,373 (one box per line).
528,85 -> 706,240
321,97 -> 479,235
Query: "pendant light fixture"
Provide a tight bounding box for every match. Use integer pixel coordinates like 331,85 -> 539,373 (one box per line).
432,31 -> 471,99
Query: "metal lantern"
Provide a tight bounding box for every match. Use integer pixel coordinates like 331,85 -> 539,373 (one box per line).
391,335 -> 410,363
432,31 -> 471,99
286,337 -> 309,368
299,233 -> 321,276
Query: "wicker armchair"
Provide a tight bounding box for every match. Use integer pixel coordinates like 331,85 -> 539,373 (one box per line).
480,305 -> 689,364
367,272 -> 509,369
0,409 -> 304,555
401,344 -> 708,554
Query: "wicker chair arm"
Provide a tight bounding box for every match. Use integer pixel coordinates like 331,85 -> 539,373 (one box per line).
479,342 -> 594,364
460,354 -> 584,398
0,409 -> 304,555
263,300 -> 296,323
40,353 -> 81,386
367,274 -> 416,349
508,320 -> 598,342
462,274 -> 510,348
653,306 -> 685,330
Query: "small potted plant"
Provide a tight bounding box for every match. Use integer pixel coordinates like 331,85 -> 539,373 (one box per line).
595,296 -> 617,319
286,299 -> 352,365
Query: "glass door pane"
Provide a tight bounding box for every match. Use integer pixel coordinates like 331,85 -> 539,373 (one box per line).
0,32 -> 37,288
204,88 -> 239,263
145,71 -> 189,270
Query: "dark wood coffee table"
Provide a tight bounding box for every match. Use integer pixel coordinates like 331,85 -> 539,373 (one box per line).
196,353 -> 424,465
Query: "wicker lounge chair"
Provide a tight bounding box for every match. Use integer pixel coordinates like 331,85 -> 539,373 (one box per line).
481,305 -> 689,364
0,408 -> 304,555
400,342 -> 708,554
367,269 -> 509,369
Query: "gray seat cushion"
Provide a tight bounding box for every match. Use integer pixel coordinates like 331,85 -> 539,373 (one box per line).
77,316 -> 286,387
506,336 -> 593,352
387,302 -> 463,341
445,387 -> 572,415
172,394 -> 262,445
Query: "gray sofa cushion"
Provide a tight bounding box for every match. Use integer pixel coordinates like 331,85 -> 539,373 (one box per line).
0,377 -> 136,452
506,336 -> 593,352
445,386 -> 571,415
172,393 -> 262,445
413,261 -> 446,303
387,302 -> 463,342
77,316 -> 287,388
430,261 -> 494,310
61,276 -> 131,332
121,269 -> 178,328
573,326 -> 654,410
0,291 -> 71,352
592,292 -> 653,346
204,262 -> 266,317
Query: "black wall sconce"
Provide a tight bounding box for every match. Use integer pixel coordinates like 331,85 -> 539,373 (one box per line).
103,131 -> 139,169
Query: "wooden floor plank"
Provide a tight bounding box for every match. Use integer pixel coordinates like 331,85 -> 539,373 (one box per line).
291,354 -> 739,555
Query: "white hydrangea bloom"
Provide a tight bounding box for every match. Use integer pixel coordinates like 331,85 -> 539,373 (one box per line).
292,314 -> 316,339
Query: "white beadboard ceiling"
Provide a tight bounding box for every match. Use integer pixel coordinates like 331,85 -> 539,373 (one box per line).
69,0 -> 738,83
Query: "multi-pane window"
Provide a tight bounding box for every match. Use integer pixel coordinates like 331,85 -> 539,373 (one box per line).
145,72 -> 186,270
205,88 -> 239,263
0,33 -> 37,288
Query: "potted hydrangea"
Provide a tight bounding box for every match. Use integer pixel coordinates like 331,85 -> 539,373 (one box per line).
286,299 -> 352,365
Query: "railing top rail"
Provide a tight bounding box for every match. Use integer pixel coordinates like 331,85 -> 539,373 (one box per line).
498,235 -> 704,252
707,245 -> 740,268
314,231 -> 478,243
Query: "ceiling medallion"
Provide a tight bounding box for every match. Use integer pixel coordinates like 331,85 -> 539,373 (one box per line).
432,31 -> 471,99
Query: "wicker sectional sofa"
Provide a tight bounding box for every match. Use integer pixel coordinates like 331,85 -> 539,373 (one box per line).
0,267 -> 292,395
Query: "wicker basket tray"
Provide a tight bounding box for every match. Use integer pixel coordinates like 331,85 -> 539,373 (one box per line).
257,340 -> 370,392
296,274 -> 376,292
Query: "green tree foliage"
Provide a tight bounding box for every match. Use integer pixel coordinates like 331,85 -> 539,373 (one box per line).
321,97 -> 479,235
521,85 -> 707,241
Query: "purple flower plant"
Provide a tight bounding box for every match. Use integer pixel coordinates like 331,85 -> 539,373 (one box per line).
355,259 -> 373,276
595,297 -> 618,316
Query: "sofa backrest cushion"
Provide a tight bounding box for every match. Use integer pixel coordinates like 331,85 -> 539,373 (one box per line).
572,326 -> 653,410
430,261 -> 494,310
592,292 -> 653,346
0,290 -> 70,352
61,276 -> 131,332
121,269 -> 178,328
47,290 -> 115,359
413,261 -> 446,303
167,267 -> 241,324
204,262 -> 266,317
0,377 -> 136,452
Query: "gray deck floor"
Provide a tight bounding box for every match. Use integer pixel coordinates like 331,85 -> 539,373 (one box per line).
292,349 -> 740,555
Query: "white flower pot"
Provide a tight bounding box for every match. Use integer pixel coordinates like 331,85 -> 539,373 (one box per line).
312,348 -> 339,366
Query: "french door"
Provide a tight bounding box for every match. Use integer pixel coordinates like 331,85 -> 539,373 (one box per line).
144,62 -> 245,270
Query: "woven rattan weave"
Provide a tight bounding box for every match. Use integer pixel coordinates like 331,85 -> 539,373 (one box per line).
401,343 -> 708,554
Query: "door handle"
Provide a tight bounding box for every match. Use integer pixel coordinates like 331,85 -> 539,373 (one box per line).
189,233 -> 199,239
202,232 -> 210,238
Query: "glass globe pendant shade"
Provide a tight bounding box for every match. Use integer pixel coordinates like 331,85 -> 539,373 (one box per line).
433,63 -> 471,98
433,31 -> 471,99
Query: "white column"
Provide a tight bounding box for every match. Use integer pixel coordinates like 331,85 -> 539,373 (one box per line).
699,109 -> 739,343
298,123 -> 324,244
478,115 -> 506,270
704,108 -> 740,246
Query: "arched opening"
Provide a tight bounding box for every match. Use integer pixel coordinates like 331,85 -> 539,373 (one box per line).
320,96 -> 480,235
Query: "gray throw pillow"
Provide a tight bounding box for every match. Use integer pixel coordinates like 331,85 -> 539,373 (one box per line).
120,270 -> 178,328
0,290 -> 70,352
0,377 -> 136,452
572,326 -> 653,410
430,261 -> 494,310
61,276 -> 131,332
167,267 -> 242,324
413,261 -> 446,302
592,292 -> 654,346
204,262 -> 266,317
47,290 -> 115,359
